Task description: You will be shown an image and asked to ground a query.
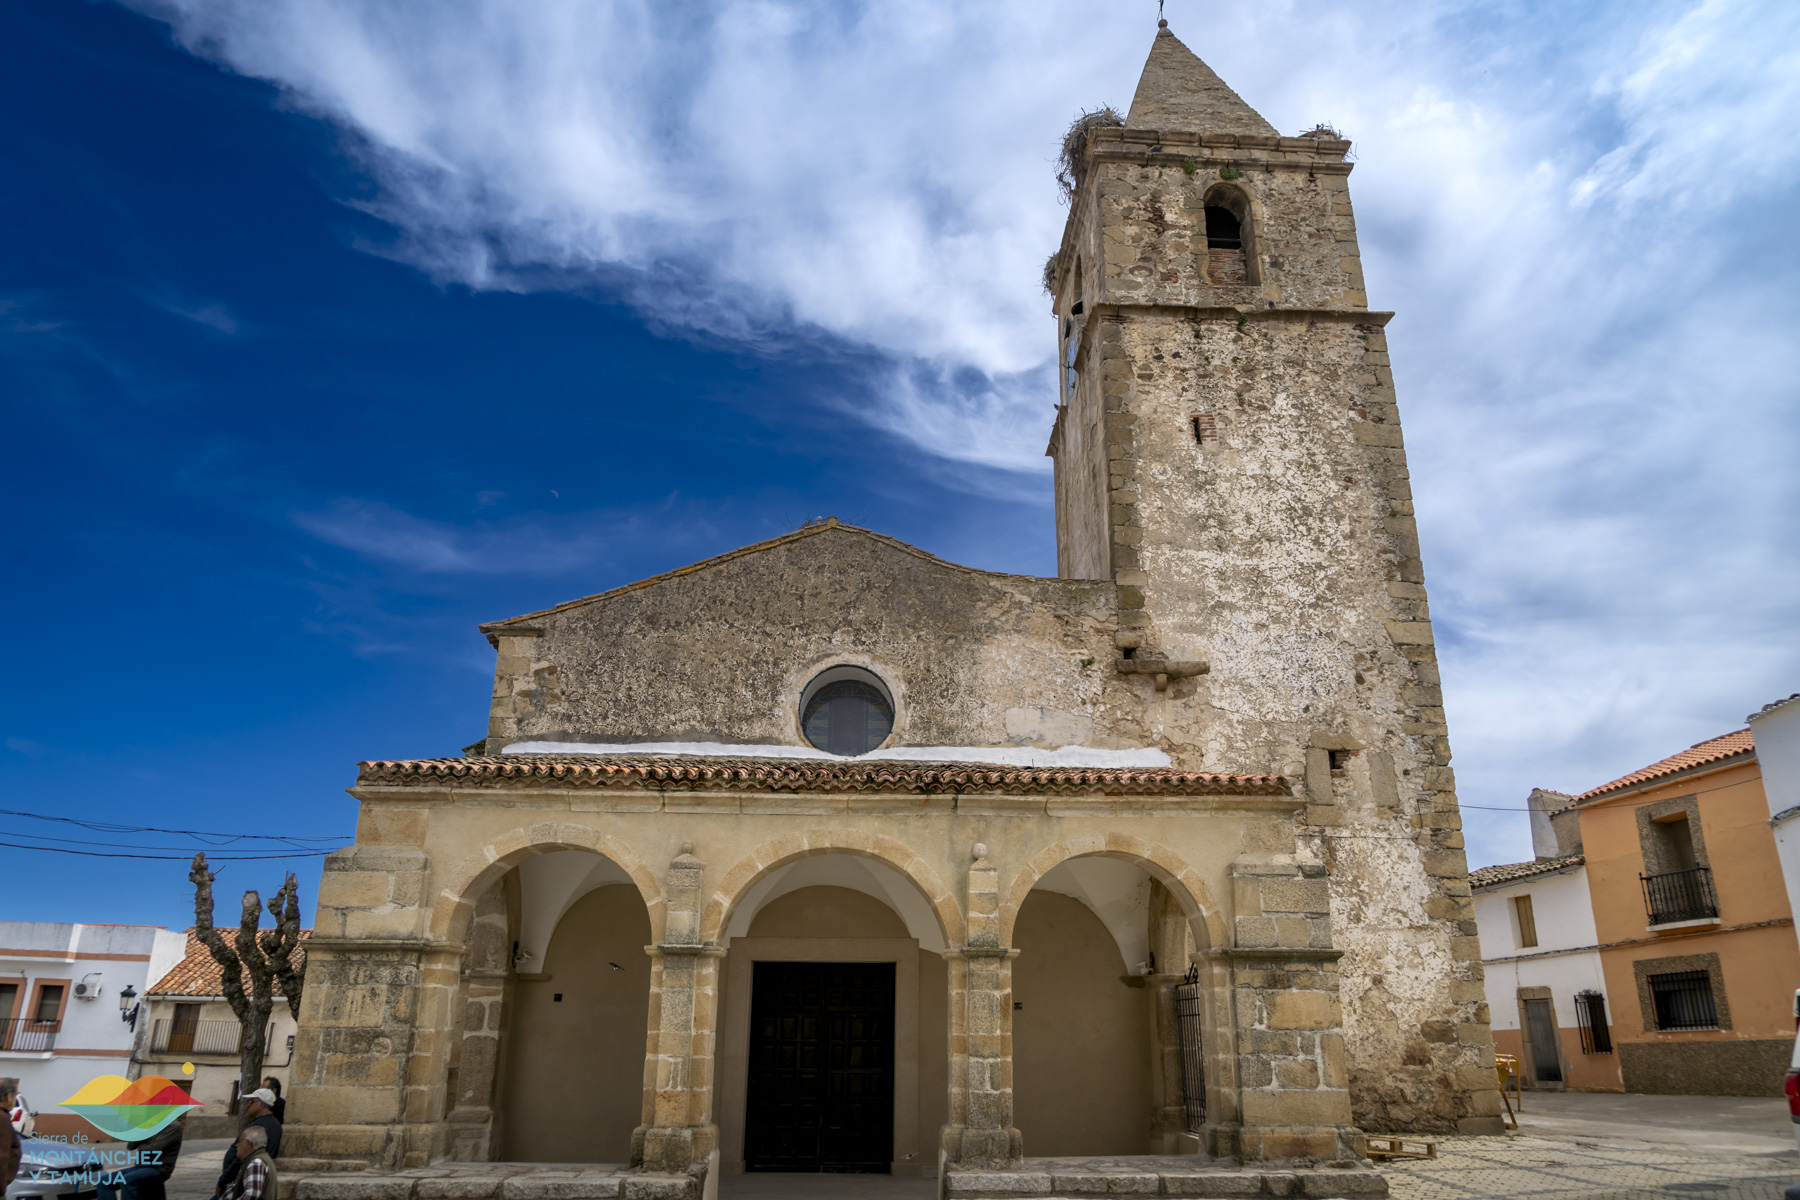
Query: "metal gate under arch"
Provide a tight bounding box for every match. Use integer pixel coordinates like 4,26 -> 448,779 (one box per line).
1175,964 -> 1206,1131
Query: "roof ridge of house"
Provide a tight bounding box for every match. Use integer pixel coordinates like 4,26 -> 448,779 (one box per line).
1469,852 -> 1585,889
1572,727 -> 1755,803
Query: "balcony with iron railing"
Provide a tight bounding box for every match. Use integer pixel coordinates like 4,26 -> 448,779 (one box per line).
150,1019 -> 269,1056
0,1017 -> 60,1053
1640,865 -> 1719,926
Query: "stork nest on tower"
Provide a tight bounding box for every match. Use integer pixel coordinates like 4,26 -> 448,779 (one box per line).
1055,105 -> 1123,202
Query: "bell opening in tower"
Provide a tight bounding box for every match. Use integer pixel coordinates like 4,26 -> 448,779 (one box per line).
1204,205 -> 1247,284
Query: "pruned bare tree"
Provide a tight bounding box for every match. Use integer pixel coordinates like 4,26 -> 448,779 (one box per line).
189,853 -> 306,1124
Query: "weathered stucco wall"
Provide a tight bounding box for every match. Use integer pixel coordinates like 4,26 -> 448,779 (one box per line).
482,529 -> 1135,756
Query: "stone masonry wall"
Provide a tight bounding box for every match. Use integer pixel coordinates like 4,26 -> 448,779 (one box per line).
1041,129 -> 1501,1134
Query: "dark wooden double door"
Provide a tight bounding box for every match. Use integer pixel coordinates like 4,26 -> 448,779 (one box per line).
744,961 -> 894,1173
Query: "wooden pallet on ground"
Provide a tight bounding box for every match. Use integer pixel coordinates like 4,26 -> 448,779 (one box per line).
1365,1135 -> 1438,1160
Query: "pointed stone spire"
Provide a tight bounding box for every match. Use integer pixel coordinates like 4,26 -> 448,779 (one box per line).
1125,24 -> 1277,138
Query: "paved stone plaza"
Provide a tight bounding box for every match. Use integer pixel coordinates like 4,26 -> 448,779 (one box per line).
1384,1134 -> 1795,1200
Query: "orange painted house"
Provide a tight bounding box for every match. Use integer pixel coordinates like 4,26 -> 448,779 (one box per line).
1567,729 -> 1799,1094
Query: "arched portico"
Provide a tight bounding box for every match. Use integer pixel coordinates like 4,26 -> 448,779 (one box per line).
289,757 -> 1360,1189
437,844 -> 657,1164
1005,848 -> 1232,1157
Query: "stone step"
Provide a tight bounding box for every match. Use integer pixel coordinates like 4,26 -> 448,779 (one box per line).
943,1163 -> 1387,1198
288,1173 -> 696,1200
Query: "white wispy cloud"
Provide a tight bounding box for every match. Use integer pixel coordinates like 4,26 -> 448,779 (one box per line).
291,496 -> 726,578
137,0 -> 1800,864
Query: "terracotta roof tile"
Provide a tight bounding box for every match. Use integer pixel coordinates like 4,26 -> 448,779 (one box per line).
1470,854 -> 1584,890
1751,693 -> 1800,721
1573,729 -> 1755,802
148,930 -> 310,998
356,754 -> 1292,798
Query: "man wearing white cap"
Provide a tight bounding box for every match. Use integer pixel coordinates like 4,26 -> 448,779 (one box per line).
212,1088 -> 282,1200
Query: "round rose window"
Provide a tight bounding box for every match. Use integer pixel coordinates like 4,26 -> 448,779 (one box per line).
799,666 -> 895,756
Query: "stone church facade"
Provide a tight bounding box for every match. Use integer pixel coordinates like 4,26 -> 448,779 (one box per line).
284,24 -> 1502,1195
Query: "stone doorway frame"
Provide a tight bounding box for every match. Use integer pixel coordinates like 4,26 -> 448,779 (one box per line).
716,936 -> 924,1177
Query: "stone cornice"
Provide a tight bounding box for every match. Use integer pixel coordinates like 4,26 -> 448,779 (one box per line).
353,755 -> 1293,799
1091,303 -> 1392,326
305,936 -> 460,956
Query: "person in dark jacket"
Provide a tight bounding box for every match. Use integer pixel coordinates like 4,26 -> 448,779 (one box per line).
212,1090 -> 281,1200
260,1078 -> 285,1124
98,1114 -> 182,1200
1,1078 -> 22,1194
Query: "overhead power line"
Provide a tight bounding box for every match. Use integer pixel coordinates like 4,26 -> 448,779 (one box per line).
0,806 -> 349,847
0,828 -> 347,855
0,841 -> 339,861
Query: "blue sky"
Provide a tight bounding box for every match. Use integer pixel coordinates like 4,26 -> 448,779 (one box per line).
3,0 -> 1797,931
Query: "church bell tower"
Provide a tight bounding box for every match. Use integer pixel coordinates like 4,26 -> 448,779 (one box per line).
1045,23 -> 1505,1136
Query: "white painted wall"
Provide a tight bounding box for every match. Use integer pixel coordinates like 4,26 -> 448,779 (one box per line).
1750,696 -> 1800,955
1473,866 -> 1607,1034
0,923 -> 189,1123
1033,858 -> 1152,974
515,850 -> 636,967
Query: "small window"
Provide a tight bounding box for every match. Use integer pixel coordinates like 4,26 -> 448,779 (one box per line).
1574,990 -> 1613,1054
1648,969 -> 1717,1030
33,984 -> 64,1023
1204,206 -> 1242,249
1513,895 -> 1538,949
799,666 -> 895,757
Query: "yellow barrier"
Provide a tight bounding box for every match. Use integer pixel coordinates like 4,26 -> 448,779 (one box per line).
1494,1053 -> 1521,1129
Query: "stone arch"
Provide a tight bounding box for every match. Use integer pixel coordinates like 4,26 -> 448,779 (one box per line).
701,830 -> 965,948
999,833 -> 1226,952
432,828 -> 662,1163
431,823 -> 665,947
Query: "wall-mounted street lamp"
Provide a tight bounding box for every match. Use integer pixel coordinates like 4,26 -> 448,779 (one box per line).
119,984 -> 140,1030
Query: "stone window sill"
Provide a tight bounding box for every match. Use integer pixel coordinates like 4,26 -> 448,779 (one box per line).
1646,917 -> 1721,933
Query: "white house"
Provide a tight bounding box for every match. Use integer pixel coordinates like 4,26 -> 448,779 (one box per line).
1470,791 -> 1623,1093
0,922 -> 189,1137
1749,692 -> 1800,954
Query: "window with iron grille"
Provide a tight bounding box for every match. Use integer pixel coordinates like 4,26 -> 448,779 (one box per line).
1574,990 -> 1613,1053
1648,969 -> 1717,1030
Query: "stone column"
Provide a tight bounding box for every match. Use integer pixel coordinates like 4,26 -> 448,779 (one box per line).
940,844 -> 1021,1172
286,843 -> 459,1169
1220,853 -> 1358,1161
445,881 -> 512,1161
633,846 -> 721,1188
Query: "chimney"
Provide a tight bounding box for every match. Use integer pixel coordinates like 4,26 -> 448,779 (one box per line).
1527,788 -> 1579,859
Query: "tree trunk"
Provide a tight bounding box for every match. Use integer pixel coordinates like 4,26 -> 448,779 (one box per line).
189,855 -> 306,1127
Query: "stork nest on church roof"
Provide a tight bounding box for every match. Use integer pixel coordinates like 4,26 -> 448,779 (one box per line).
1056,105 -> 1124,202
